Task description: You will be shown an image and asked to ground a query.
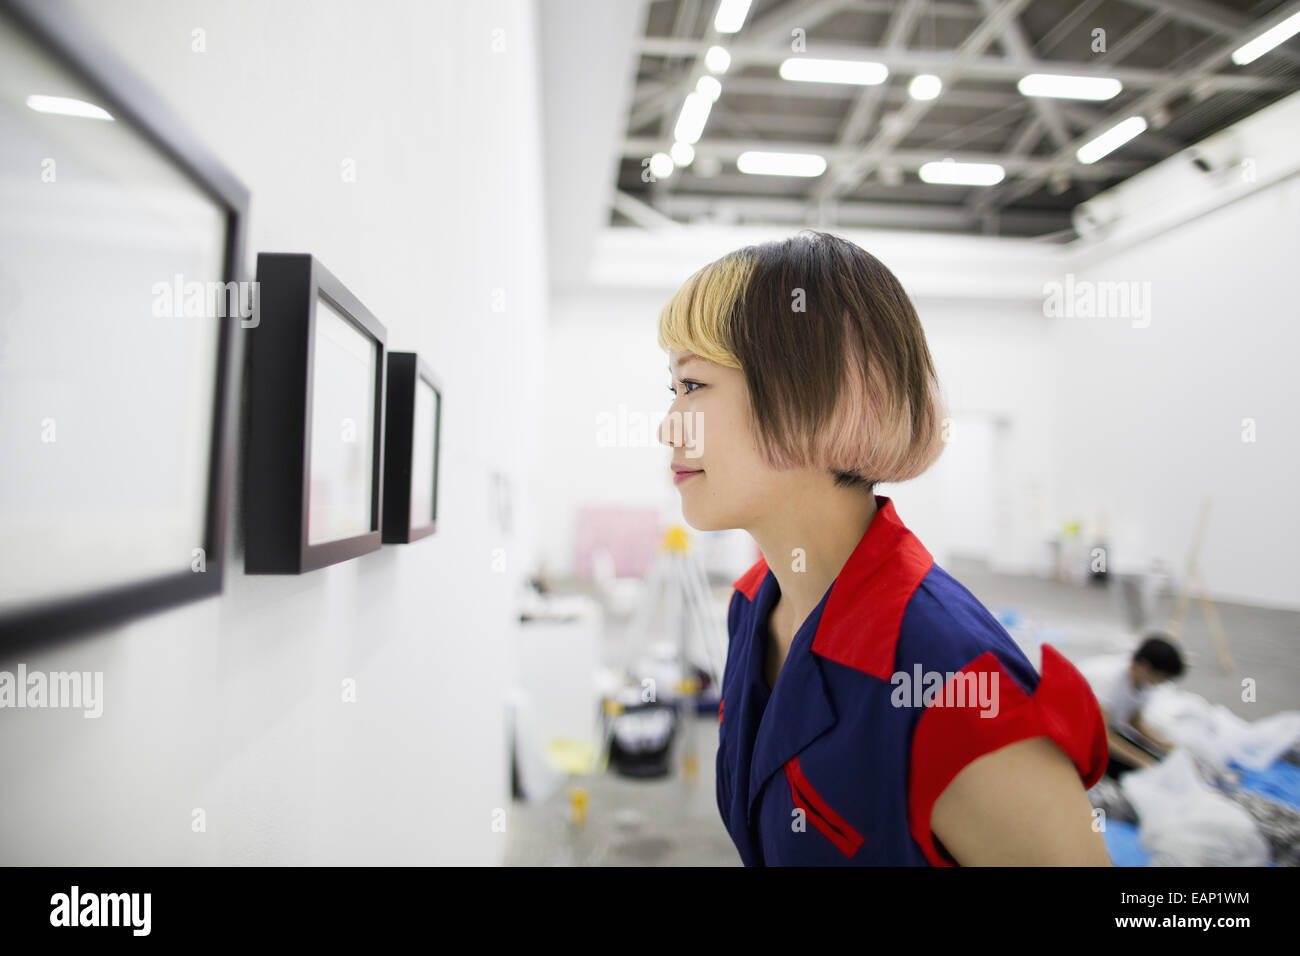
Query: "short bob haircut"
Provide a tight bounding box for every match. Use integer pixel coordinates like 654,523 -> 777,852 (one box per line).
657,230 -> 947,491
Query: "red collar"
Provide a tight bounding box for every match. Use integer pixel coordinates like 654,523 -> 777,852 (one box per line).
731,495 -> 934,680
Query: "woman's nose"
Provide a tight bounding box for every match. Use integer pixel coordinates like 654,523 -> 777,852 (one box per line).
658,408 -> 679,447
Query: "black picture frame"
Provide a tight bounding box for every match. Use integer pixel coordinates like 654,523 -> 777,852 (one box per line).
382,353 -> 442,543
0,0 -> 248,648
245,254 -> 387,573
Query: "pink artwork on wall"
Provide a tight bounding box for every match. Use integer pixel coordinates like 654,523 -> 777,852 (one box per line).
574,506 -> 663,579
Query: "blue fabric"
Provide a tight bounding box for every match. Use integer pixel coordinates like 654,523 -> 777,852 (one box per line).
1229,757 -> 1300,812
1103,821 -> 1151,867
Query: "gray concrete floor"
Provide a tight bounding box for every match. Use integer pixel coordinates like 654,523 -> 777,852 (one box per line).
504,710 -> 738,866
504,560 -> 1299,866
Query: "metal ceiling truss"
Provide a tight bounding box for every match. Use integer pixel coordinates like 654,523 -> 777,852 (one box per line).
624,0 -> 1300,235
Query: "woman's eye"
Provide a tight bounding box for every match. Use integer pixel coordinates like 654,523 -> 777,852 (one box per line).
668,381 -> 702,399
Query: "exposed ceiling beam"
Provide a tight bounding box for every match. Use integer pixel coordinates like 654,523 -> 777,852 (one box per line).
811,0 -> 927,205
649,191 -> 1071,234
1055,103 -> 1182,156
630,77 -> 671,107
706,108 -> 1035,142
624,83 -> 1050,137
959,111 -> 1048,232
667,172 -> 1021,201
670,75 -> 1033,107
968,0 -> 1300,214
622,136 -> 1144,178
1105,10 -> 1172,62
908,100 -> 1033,153
706,98 -> 767,137
637,38 -> 1293,92
829,0 -> 1037,194
1033,0 -> 1105,57
1124,0 -> 1300,67
967,3 -> 1179,218
623,0 -> 1299,233
612,189 -> 684,230
745,0 -> 852,47
974,0 -> 1071,149
631,0 -> 853,132
843,0 -> 982,16
650,0 -> 705,207
628,84 -> 682,132
1006,114 -> 1045,155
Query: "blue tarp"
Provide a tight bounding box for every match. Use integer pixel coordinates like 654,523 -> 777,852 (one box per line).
1102,821 -> 1151,867
1103,757 -> 1298,866
1229,757 -> 1300,812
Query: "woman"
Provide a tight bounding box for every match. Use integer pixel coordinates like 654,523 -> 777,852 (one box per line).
657,231 -> 1112,866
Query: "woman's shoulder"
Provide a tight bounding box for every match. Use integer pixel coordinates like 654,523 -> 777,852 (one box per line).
893,561 -> 1110,781
894,562 -> 1042,695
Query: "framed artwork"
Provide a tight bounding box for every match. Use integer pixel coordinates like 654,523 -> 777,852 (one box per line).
245,254 -> 386,573
382,352 -> 442,543
0,0 -> 248,645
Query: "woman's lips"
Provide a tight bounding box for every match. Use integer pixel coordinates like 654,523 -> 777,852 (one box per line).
672,469 -> 703,485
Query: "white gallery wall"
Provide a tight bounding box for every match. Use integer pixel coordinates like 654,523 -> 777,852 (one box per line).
1051,92 -> 1300,610
1,0 -> 547,864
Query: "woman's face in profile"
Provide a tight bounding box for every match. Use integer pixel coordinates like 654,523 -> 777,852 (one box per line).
659,348 -> 787,532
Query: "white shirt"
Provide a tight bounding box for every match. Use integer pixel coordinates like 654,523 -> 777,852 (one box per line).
1078,654 -> 1151,728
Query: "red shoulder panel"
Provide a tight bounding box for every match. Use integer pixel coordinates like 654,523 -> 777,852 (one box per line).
810,498 -> 933,680
907,643 -> 1109,866
732,556 -> 769,601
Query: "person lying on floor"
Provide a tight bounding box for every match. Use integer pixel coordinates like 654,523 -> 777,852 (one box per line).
1081,633 -> 1185,779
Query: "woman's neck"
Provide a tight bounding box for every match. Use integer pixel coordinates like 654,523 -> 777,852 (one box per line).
750,484 -> 879,645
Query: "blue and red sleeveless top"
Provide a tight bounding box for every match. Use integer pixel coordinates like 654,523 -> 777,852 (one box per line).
715,494 -> 1109,866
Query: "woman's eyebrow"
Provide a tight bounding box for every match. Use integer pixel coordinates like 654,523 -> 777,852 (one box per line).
668,357 -> 702,374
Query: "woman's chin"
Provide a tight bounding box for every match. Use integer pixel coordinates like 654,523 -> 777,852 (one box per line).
681,504 -> 725,533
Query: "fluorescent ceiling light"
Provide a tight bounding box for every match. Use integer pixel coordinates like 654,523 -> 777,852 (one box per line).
1017,73 -> 1122,100
736,151 -> 827,177
649,152 -> 674,179
909,74 -> 942,101
1076,115 -> 1146,164
779,57 -> 888,85
696,75 -> 722,102
674,91 -> 713,144
670,141 -> 695,167
705,45 -> 731,74
26,94 -> 113,120
714,0 -> 752,34
918,159 -> 1004,186
1232,11 -> 1300,64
